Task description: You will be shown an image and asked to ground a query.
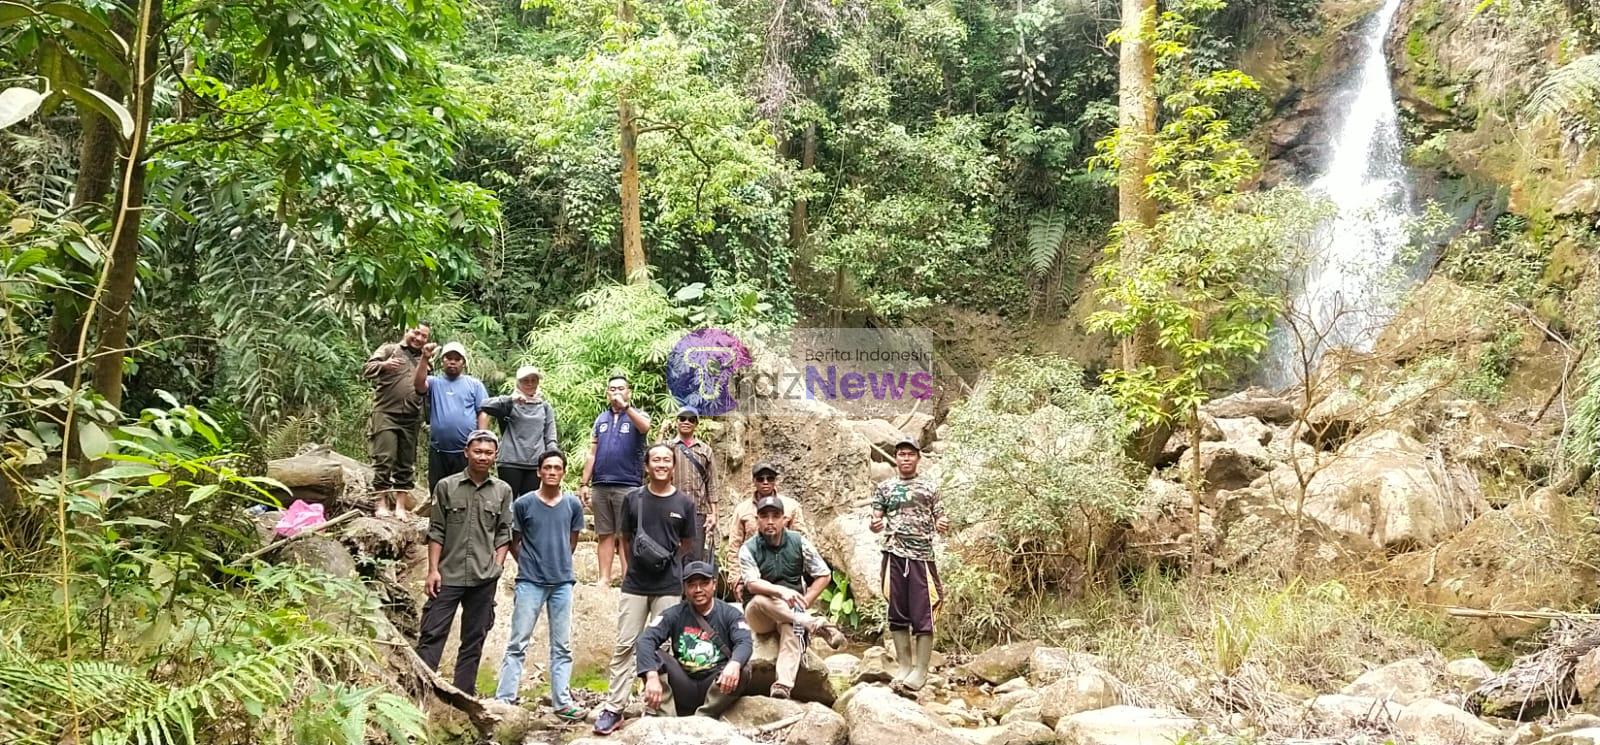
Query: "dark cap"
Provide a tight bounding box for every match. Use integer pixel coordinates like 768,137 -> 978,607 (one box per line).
677,405 -> 700,420
682,561 -> 717,581
755,496 -> 785,515
893,437 -> 921,452
752,461 -> 781,477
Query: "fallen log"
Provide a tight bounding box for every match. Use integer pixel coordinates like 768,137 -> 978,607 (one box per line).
266,451 -> 346,503
1467,619 -> 1600,720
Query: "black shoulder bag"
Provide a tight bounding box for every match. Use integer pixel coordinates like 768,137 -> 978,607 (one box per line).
631,490 -> 675,574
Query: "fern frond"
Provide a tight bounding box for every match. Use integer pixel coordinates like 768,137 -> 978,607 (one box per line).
1027,211 -> 1068,275
1526,53 -> 1600,120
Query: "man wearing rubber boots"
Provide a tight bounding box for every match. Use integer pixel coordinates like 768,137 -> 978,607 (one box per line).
870,437 -> 948,693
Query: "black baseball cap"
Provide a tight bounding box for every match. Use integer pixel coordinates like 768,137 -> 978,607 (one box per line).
752,461 -> 781,477
893,437 -> 921,452
682,561 -> 717,581
755,496 -> 785,515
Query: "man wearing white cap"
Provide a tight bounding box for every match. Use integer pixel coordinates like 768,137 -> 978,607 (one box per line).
478,365 -> 559,497
418,341 -> 489,491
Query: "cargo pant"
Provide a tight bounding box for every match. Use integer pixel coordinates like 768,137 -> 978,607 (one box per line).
369,410 -> 421,492
743,595 -> 810,688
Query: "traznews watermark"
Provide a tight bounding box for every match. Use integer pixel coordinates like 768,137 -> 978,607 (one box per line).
666,327 -> 936,417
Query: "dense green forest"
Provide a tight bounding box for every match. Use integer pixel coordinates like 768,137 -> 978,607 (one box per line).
4,0 -> 1600,740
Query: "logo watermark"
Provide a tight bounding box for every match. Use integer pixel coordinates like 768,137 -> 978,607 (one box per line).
667,327 -> 936,417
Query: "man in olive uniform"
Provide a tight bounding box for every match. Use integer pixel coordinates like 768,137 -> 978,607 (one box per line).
362,323 -> 431,518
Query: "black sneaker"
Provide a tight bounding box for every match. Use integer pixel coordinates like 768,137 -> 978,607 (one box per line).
593,709 -> 623,735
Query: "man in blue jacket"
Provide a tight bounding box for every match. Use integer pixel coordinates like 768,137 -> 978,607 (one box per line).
417,341 -> 489,491
633,561 -> 752,720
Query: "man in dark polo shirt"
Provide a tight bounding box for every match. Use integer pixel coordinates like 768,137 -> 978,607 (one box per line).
737,496 -> 845,699
415,429 -> 515,695
362,323 -> 430,518
579,374 -> 651,587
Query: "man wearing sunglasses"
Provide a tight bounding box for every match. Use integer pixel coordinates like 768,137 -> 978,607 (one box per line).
668,406 -> 718,566
725,462 -> 807,600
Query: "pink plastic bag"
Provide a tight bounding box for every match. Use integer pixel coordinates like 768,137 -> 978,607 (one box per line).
273,500 -> 326,538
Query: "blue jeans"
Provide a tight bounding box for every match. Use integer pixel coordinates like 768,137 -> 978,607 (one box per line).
494,582 -> 574,705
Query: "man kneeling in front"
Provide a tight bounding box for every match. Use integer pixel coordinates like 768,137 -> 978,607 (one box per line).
635,561 -> 753,718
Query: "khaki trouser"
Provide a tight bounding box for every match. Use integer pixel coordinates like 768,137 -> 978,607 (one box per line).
603,593 -> 678,713
743,595 -> 810,688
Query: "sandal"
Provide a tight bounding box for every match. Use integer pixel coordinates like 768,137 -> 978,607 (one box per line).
554,704 -> 588,722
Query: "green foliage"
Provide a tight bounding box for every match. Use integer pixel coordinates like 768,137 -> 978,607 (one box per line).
1090,188 -> 1333,424
520,282 -> 692,454
939,355 -> 1140,646
1568,355 -> 1600,474
818,570 -> 860,628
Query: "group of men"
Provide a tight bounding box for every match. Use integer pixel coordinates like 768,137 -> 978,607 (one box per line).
364,325 -> 949,734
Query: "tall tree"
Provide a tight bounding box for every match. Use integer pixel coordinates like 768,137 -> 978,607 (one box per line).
617,0 -> 647,282
1115,0 -> 1157,370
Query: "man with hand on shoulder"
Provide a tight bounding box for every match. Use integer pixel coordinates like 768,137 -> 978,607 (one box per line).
635,561 -> 752,718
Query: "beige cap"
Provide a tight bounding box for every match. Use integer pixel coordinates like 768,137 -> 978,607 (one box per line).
516,365 -> 543,381
440,341 -> 468,361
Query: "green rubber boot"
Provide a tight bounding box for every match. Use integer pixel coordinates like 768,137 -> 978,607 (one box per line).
902,634 -> 933,691
890,629 -> 914,685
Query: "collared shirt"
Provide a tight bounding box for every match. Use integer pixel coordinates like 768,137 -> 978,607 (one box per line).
726,493 -> 807,568
738,529 -> 830,588
363,343 -> 423,417
591,408 -> 646,486
668,438 -> 715,517
427,373 -> 488,452
428,471 -> 515,586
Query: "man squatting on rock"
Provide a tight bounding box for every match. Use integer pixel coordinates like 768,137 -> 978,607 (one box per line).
871,436 -> 949,693
415,429 -> 515,695
634,561 -> 754,718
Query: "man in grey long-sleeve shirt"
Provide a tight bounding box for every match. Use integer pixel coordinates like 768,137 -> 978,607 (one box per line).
632,562 -> 752,720
478,365 -> 559,497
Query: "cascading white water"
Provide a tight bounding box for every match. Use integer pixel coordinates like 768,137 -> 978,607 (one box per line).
1264,0 -> 1416,386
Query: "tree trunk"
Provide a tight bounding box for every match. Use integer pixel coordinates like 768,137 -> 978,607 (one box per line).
45,9 -> 134,380
787,122 -> 815,286
617,0 -> 647,283
89,0 -> 164,411
1116,0 -> 1158,371
265,453 -> 348,504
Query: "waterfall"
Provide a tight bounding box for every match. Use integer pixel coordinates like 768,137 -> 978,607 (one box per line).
1264,0 -> 1416,387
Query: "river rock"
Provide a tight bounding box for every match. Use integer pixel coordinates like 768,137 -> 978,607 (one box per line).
856,646 -> 894,684
1203,388 -> 1297,425
568,716 -> 757,745
990,689 -> 1042,723
1394,698 -> 1502,745
1341,658 -> 1438,704
1177,442 -> 1270,492
1513,715 -> 1600,745
1028,647 -> 1106,686
1053,705 -> 1197,745
1307,694 -> 1404,728
723,697 -> 847,745
995,677 -> 1031,694
962,721 -> 1057,745
1041,669 -> 1121,727
1445,657 -> 1495,688
825,653 -> 861,679
926,700 -> 985,727
841,684 -> 971,745
963,641 -> 1041,684
746,633 -> 836,705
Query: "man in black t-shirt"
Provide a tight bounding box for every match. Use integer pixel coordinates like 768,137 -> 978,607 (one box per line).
594,444 -> 698,736
635,561 -> 752,718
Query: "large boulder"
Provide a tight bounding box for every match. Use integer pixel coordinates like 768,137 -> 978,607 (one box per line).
1394,698 -> 1502,745
841,684 -> 972,745
1387,492 -> 1600,647
723,697 -> 847,745
1266,429 -> 1485,551
1306,694 -> 1405,730
1202,388 -> 1297,425
1027,647 -> 1105,686
816,510 -> 884,603
1053,705 -> 1197,745
1040,669 -> 1121,727
1177,442 -> 1270,492
746,634 -> 836,705
962,641 -> 1041,685
1340,658 -> 1439,705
